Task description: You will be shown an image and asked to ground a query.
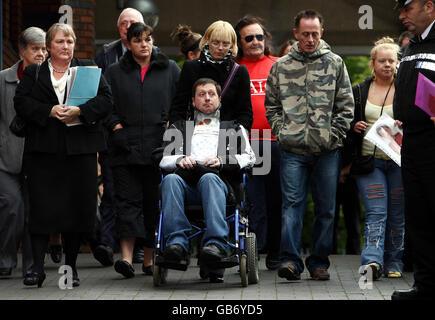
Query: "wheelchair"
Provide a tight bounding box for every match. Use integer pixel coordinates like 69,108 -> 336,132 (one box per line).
152,172 -> 260,287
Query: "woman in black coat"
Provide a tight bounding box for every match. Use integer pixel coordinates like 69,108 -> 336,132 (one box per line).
14,23 -> 112,288
104,23 -> 180,278
169,20 -> 253,130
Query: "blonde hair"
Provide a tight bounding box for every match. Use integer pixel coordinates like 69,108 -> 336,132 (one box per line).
46,23 -> 76,49
370,37 -> 400,69
200,20 -> 238,56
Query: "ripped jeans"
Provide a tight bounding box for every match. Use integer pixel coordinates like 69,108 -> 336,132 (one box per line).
355,158 -> 405,274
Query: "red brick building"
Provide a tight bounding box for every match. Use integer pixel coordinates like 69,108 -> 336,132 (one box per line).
2,0 -> 96,69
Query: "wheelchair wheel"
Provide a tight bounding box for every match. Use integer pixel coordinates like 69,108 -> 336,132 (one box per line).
153,256 -> 168,287
247,232 -> 260,284
240,254 -> 248,287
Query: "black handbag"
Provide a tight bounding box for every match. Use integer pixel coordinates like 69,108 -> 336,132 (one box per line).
9,63 -> 41,137
350,80 -> 393,176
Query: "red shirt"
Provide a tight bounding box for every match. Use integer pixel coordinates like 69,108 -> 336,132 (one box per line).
239,55 -> 278,140
141,66 -> 149,82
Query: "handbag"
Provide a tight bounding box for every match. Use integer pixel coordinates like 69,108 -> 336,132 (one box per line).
350,80 -> 393,176
9,63 -> 41,137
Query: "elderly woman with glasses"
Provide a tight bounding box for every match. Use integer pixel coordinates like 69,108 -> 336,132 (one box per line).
169,20 -> 253,131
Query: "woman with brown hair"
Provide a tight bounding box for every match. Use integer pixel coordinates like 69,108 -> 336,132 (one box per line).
171,24 -> 202,61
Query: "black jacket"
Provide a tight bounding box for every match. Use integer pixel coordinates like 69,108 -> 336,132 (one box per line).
95,39 -> 124,74
14,58 -> 112,155
394,23 -> 435,164
105,49 -> 180,166
169,52 -> 253,130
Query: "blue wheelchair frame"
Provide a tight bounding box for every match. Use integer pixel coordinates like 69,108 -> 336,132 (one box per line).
153,173 -> 259,287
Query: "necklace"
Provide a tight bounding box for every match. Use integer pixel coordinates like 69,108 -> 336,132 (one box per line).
52,66 -> 68,73
48,59 -> 68,73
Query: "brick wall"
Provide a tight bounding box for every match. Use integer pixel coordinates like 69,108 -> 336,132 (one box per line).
63,0 -> 96,59
2,0 -> 96,69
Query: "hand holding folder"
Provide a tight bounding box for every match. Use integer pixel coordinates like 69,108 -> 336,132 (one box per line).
65,66 -> 102,126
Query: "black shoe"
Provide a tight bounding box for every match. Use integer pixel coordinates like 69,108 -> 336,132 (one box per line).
93,245 -> 114,267
142,264 -> 153,276
0,268 -> 12,277
392,287 -> 435,300
114,260 -> 135,278
49,244 -> 63,263
199,265 -> 224,283
133,248 -> 144,264
23,272 -> 46,288
265,255 -> 281,270
72,270 -> 80,287
200,244 -> 229,263
277,263 -> 301,281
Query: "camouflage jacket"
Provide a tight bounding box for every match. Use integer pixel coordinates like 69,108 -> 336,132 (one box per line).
265,40 -> 354,156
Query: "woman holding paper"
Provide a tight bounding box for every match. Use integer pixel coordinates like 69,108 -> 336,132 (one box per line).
350,37 -> 405,280
104,22 -> 180,279
14,23 -> 112,288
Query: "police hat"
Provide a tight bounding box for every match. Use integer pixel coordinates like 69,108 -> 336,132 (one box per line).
395,0 -> 414,9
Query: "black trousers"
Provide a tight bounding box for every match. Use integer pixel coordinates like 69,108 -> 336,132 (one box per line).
402,159 -> 435,290
31,233 -> 82,274
112,164 -> 160,248
333,176 -> 362,255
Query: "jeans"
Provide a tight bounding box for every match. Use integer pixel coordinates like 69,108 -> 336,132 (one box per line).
161,173 -> 229,253
355,158 -> 404,274
279,149 -> 340,275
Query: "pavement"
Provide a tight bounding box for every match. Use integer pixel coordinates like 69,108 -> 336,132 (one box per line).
0,253 -> 414,300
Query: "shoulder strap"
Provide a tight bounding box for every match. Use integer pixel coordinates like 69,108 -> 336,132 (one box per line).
221,63 -> 239,98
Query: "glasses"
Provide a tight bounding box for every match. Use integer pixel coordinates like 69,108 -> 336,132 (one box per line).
209,40 -> 231,49
244,34 -> 265,43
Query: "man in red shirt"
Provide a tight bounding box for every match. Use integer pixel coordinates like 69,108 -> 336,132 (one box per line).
235,16 -> 281,270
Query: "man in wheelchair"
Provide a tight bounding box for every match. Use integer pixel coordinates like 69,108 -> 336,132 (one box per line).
157,78 -> 256,281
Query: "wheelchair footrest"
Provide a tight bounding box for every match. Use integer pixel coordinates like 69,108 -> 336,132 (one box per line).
155,254 -> 189,271
202,254 -> 239,269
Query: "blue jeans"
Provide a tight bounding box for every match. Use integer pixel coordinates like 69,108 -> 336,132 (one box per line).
279,149 -> 340,275
355,158 -> 405,274
161,173 -> 229,253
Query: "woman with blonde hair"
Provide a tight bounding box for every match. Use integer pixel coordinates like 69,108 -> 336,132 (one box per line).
169,20 -> 252,131
350,37 -> 405,279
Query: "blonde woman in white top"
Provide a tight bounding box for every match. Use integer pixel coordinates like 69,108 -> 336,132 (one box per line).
350,37 -> 405,280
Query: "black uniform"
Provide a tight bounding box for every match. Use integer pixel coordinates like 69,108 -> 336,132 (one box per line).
394,23 -> 435,291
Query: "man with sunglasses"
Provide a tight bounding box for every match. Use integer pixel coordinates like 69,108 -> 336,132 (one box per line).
234,16 -> 281,271
265,10 -> 354,281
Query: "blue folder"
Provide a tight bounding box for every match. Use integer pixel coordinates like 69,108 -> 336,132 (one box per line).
66,66 -> 102,107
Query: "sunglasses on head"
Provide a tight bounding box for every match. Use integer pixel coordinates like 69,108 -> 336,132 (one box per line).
244,34 -> 265,43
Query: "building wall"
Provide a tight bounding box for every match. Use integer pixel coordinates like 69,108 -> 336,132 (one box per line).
1,0 -> 96,69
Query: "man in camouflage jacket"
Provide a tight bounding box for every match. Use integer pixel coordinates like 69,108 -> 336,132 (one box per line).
265,10 -> 354,281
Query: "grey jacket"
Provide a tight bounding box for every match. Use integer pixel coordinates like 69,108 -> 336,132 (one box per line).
0,61 -> 25,174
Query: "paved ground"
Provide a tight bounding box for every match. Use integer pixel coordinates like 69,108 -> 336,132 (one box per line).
0,253 -> 414,300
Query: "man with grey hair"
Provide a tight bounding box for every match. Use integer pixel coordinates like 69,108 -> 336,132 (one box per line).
0,27 -> 46,278
93,7 -> 145,267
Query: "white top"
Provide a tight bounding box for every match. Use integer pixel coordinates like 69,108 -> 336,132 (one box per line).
362,100 -> 393,160
422,20 -> 435,40
48,59 -> 69,104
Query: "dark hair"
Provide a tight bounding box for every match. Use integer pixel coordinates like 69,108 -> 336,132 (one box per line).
398,30 -> 413,47
192,78 -> 222,97
127,22 -> 153,43
294,10 -> 324,29
278,39 -> 296,57
234,15 -> 273,58
170,24 -> 202,58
